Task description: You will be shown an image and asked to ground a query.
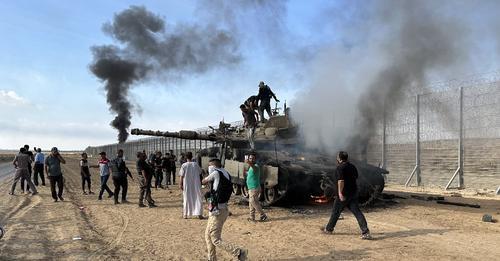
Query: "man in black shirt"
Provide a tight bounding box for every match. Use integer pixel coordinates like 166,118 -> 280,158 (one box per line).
322,151 -> 371,239
257,81 -> 279,123
136,152 -> 156,208
111,149 -> 134,204
153,151 -> 164,189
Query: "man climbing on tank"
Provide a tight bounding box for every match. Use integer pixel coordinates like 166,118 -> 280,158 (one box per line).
257,81 -> 279,123
240,104 -> 258,150
244,95 -> 259,122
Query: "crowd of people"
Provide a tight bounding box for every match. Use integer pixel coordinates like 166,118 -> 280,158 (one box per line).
6,82 -> 371,260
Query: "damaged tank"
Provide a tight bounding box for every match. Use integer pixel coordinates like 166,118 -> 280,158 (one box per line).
130,108 -> 388,206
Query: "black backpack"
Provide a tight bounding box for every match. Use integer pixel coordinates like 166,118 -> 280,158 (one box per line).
211,170 -> 233,205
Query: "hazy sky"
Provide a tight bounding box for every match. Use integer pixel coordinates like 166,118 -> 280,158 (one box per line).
2,0 -> 499,151
0,0 -> 338,150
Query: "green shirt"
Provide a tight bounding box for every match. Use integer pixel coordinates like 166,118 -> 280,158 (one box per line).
246,165 -> 261,190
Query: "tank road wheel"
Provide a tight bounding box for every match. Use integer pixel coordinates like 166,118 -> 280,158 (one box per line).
264,187 -> 280,205
241,185 -> 249,198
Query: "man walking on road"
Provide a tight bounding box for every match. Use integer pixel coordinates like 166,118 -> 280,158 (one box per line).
322,151 -> 372,239
96,152 -> 114,200
10,147 -> 38,195
33,148 -> 45,186
110,149 -> 134,204
44,147 -> 66,201
202,158 -> 248,261
136,151 -> 156,208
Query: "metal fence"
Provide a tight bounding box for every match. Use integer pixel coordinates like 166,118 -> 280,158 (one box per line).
366,76 -> 500,190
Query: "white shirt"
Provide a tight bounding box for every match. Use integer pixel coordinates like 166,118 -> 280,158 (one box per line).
205,167 -> 231,210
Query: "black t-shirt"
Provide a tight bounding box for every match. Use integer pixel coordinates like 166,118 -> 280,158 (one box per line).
336,162 -> 358,197
245,95 -> 259,108
241,108 -> 257,127
136,159 -> 153,178
257,85 -> 276,101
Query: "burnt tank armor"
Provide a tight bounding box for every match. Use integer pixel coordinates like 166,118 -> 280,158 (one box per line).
131,109 -> 387,206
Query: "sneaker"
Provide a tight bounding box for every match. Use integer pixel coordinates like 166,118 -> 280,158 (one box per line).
320,227 -> 333,235
138,203 -> 147,208
83,191 -> 88,195
53,199 -> 58,202
247,217 -> 256,222
148,204 -> 157,208
58,196 -> 64,201
198,215 -> 205,220
108,193 -> 114,198
237,248 -> 248,261
114,201 -> 120,205
122,200 -> 130,204
8,192 -> 14,195
31,192 -> 39,196
89,191 -> 95,195
98,196 -> 103,200
361,233 -> 372,240
259,214 -> 268,222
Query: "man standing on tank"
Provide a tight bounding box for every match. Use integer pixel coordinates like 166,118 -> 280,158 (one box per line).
257,81 -> 279,123
322,151 -> 372,240
240,104 -> 258,150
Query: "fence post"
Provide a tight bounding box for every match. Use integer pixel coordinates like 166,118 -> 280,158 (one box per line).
406,94 -> 421,187
446,87 -> 464,189
382,109 -> 387,170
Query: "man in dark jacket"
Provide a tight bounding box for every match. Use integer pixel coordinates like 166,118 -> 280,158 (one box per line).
111,149 -> 134,204
322,151 -> 372,239
257,81 -> 279,123
136,151 -> 156,208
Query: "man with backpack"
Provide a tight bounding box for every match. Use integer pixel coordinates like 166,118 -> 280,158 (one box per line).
202,158 -> 247,261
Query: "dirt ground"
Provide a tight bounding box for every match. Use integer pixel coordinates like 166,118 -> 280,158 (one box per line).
0,156 -> 499,260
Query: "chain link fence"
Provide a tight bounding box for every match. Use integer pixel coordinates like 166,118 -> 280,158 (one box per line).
367,77 -> 500,190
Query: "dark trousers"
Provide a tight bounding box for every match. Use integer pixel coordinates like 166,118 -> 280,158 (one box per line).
165,169 -> 171,185
20,173 -> 32,192
170,169 -> 176,184
258,99 -> 272,121
138,175 -> 154,205
81,175 -> 91,191
154,169 -> 163,188
326,195 -> 369,234
33,163 -> 45,186
113,176 -> 128,202
99,175 -> 113,198
48,175 -> 64,200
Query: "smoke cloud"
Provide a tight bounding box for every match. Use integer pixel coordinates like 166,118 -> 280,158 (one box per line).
90,5 -> 240,142
291,0 -> 497,156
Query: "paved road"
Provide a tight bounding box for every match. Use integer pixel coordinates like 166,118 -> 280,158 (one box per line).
0,161 -> 15,182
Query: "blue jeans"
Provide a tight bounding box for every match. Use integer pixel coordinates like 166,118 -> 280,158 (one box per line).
99,175 -> 113,198
325,195 -> 369,234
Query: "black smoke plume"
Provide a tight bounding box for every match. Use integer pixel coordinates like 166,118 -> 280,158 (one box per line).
90,6 -> 240,143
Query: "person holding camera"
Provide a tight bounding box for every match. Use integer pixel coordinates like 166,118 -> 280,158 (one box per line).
44,147 -> 66,202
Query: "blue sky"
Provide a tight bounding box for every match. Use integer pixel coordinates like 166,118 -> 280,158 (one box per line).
0,0 -> 338,150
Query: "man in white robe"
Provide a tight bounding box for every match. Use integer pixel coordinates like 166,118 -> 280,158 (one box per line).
179,151 -> 204,219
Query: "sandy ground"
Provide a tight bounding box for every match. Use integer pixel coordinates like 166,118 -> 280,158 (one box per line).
0,156 -> 499,260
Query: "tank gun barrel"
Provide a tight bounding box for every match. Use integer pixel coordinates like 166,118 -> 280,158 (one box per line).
131,128 -> 218,141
